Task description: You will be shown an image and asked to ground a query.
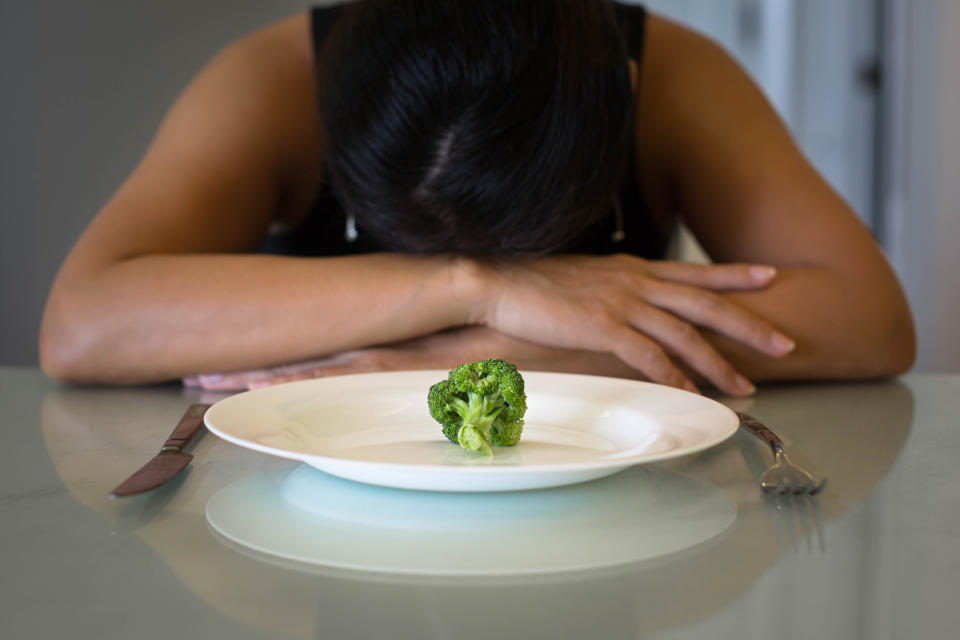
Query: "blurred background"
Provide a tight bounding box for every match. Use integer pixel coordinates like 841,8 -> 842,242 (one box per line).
1,0 -> 957,371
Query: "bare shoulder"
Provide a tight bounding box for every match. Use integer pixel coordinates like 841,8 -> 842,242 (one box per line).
641,12 -> 733,77
176,12 -> 319,161
639,12 -> 786,146
208,12 -> 323,214
223,12 -> 316,107
632,12 -> 782,212
634,13 -> 855,261
57,11 -> 324,275
630,12 -> 728,226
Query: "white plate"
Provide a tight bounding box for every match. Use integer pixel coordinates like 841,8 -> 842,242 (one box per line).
204,370 -> 739,492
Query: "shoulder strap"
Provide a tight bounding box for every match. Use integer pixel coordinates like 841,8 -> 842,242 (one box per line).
310,4 -> 347,60
612,2 -> 648,62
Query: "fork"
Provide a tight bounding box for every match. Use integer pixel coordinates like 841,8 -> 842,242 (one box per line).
737,412 -> 827,495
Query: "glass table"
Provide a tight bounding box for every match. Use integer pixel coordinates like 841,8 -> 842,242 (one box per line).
2,367 -> 957,639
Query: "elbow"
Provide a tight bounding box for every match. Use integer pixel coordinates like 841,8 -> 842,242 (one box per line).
877,308 -> 916,377
831,263 -> 916,379
850,298 -> 916,379
39,317 -> 122,385
877,284 -> 917,376
38,309 -> 89,384
39,330 -> 72,383
39,287 -> 177,386
38,289 -> 105,384
39,266 -> 157,385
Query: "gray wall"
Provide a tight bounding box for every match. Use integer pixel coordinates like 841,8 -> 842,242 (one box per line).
0,0 -> 313,365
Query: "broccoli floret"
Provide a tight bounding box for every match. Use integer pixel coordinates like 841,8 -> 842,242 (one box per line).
427,359 -> 527,455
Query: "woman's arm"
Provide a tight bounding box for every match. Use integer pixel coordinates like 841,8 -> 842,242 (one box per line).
38,15 -> 475,384
631,15 -> 915,380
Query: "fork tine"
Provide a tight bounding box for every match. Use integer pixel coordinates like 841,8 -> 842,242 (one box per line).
777,476 -> 791,495
760,474 -> 781,493
808,478 -> 828,495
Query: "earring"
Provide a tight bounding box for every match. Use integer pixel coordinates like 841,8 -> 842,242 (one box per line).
345,213 -> 358,242
611,198 -> 626,243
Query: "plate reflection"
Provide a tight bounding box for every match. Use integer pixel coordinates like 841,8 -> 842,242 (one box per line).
205,464 -> 737,577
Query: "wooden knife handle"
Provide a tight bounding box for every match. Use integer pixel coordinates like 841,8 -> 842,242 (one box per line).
162,404 -> 210,452
736,411 -> 783,455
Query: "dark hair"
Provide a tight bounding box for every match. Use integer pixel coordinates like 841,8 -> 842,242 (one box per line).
317,0 -> 634,255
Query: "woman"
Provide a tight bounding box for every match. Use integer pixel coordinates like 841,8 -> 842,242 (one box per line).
39,0 -> 915,395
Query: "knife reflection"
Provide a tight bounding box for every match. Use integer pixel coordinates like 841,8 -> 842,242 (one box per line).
109,403 -> 210,498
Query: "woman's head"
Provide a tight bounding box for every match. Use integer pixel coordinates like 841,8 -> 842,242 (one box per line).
317,0 -> 634,255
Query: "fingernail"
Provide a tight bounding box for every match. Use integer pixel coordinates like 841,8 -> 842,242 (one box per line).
750,266 -> 777,281
770,333 -> 796,354
248,380 -> 271,390
734,375 -> 757,396
198,373 -> 223,382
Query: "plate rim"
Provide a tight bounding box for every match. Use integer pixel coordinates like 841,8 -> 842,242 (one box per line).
204,370 -> 740,475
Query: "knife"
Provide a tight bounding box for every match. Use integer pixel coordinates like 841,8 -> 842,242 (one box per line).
109,403 -> 211,498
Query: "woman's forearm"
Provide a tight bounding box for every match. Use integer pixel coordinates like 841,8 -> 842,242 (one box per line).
335,264 -> 915,389
464,255 -> 914,391
454,263 -> 915,385
707,265 -> 915,382
39,252 -> 479,383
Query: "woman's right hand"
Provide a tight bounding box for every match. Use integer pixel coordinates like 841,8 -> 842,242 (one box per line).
470,253 -> 796,396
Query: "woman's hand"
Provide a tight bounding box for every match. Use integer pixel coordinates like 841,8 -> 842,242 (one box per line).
473,254 -> 795,395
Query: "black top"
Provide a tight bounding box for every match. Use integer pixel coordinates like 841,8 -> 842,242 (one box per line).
259,2 -> 670,258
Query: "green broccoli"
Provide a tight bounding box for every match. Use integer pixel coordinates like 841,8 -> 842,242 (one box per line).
427,359 -> 527,456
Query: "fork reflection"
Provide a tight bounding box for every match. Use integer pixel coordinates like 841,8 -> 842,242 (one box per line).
765,492 -> 826,553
